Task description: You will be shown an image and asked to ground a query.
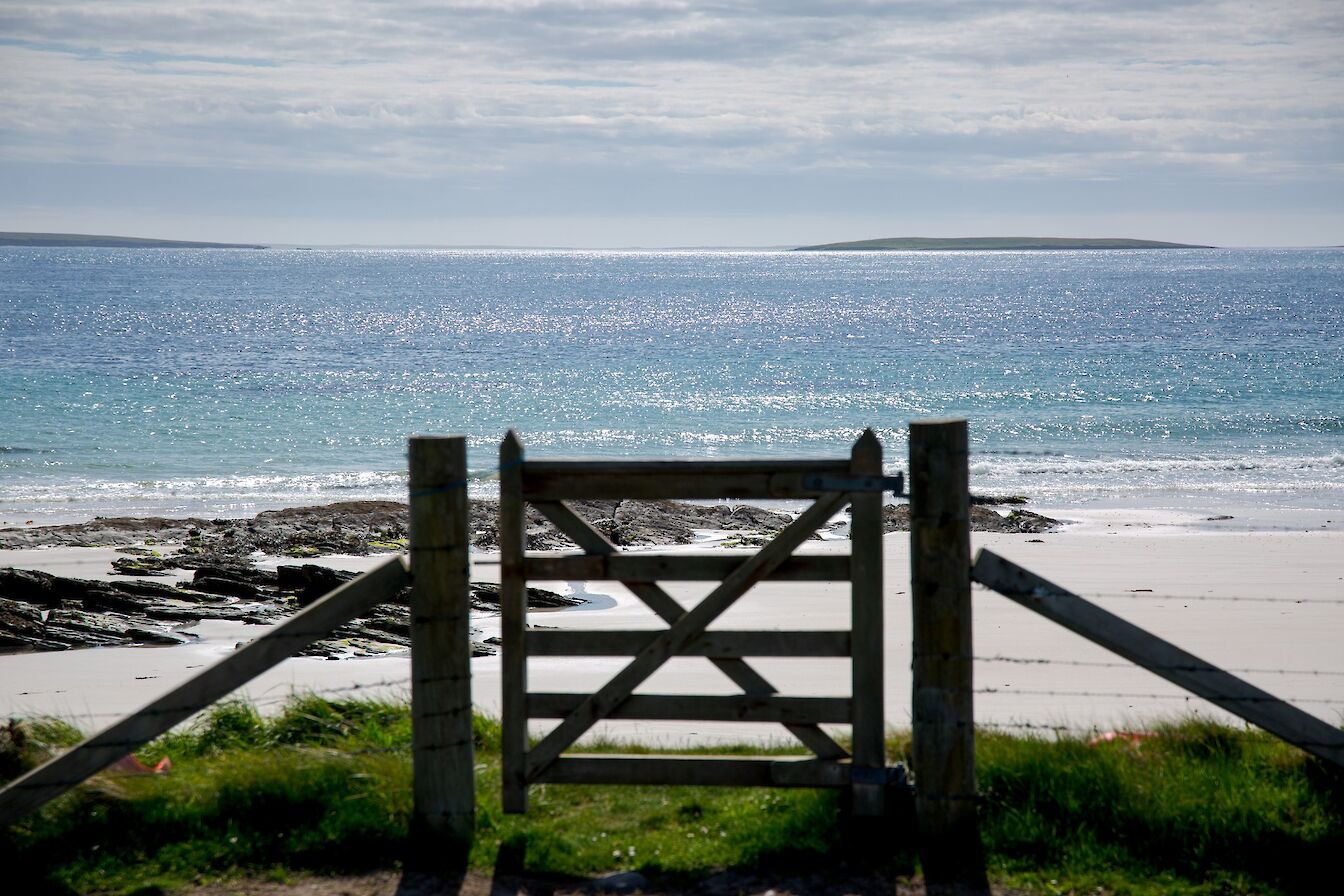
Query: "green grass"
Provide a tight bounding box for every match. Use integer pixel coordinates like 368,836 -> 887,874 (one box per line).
976,720 -> 1344,895
2,700 -> 1339,895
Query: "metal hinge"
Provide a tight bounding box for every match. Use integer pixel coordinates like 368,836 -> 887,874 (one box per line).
802,472 -> 906,497
850,762 -> 912,788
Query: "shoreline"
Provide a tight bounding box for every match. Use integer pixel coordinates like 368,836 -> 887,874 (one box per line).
4,490 -> 1343,535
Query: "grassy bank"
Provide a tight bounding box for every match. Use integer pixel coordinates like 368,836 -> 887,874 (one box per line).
2,698 -> 1340,895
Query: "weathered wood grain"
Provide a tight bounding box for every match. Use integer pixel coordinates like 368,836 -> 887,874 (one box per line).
527,693 -> 852,723
521,459 -> 850,500
525,629 -> 851,657
910,419 -> 990,895
523,552 -> 850,582
849,428 -> 886,816
408,435 -> 475,860
499,431 -> 529,813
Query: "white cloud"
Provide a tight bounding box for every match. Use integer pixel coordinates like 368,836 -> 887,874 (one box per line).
0,1 -> 1340,244
2,0 -> 1340,180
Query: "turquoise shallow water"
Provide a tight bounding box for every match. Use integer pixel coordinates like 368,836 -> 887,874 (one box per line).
1,247 -> 1341,523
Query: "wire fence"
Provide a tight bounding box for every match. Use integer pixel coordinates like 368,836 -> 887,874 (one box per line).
971,585 -> 1344,606
970,653 -> 1344,677
4,541 -> 1341,800
972,687 -> 1344,707
8,643 -> 1343,725
4,654 -> 1341,796
8,676 -> 416,724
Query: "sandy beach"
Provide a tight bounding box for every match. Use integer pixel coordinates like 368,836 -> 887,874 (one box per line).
3,516 -> 1341,748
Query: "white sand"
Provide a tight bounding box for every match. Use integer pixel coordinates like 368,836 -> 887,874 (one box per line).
2,531 -> 1342,748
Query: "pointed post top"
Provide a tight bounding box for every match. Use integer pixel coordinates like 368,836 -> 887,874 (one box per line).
501,429 -> 524,463
852,428 -> 881,456
851,428 -> 882,471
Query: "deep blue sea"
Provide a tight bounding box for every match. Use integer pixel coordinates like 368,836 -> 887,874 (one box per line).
2,247 -> 1341,524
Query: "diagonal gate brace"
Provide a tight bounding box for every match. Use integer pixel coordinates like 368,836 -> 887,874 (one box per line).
525,491 -> 851,781
532,500 -> 848,760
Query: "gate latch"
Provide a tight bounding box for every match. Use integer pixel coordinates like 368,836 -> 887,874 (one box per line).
802,472 -> 906,497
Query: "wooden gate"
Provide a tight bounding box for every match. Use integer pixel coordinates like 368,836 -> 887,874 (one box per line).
498,429 -> 903,816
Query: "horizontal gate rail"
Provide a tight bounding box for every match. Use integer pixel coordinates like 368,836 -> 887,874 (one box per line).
524,491 -> 850,778
526,630 -> 852,657
523,553 -> 851,582
527,693 -> 853,723
972,548 -> 1344,769
541,755 -> 866,788
522,461 -> 857,501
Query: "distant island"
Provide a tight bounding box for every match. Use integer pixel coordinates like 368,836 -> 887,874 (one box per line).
0,232 -> 267,249
795,236 -> 1212,251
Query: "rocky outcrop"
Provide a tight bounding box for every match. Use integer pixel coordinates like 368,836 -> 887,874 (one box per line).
0,502 -> 412,567
0,498 -> 799,557
468,499 -> 799,551
881,504 -> 1059,534
0,494 -> 1053,657
0,497 -> 794,658
0,563 -> 575,658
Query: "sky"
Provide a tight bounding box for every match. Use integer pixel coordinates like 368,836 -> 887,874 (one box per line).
1,1 -> 1341,247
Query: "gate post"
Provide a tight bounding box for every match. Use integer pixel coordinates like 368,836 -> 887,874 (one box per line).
909,420 -> 989,894
849,428 -> 886,816
499,430 -> 528,813
408,435 -> 475,864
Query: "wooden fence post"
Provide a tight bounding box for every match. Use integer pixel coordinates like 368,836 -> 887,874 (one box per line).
910,419 -> 989,895
849,428 -> 886,816
499,430 -> 529,813
408,435 -> 475,864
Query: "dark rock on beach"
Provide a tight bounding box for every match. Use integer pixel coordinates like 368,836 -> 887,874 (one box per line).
0,558 -> 575,658
0,498 -> 799,557
0,493 -> 1051,657
881,504 -> 1059,534
277,564 -> 353,606
0,501 -> 414,568
467,581 -> 584,611
0,598 -> 50,651
969,493 -> 1030,506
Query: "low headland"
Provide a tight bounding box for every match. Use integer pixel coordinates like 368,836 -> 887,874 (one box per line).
0,231 -> 268,249
795,236 -> 1213,251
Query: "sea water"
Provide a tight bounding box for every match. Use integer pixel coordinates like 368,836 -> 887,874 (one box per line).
2,247 -> 1341,524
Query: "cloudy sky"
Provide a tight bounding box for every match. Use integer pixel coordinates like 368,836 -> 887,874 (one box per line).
2,1 -> 1341,246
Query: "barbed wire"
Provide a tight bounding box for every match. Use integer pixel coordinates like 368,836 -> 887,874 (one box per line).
244,675 -> 414,704
10,676 -> 416,722
972,585 -> 1344,605
971,720 -> 1344,750
970,653 -> 1344,678
972,687 -> 1344,707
